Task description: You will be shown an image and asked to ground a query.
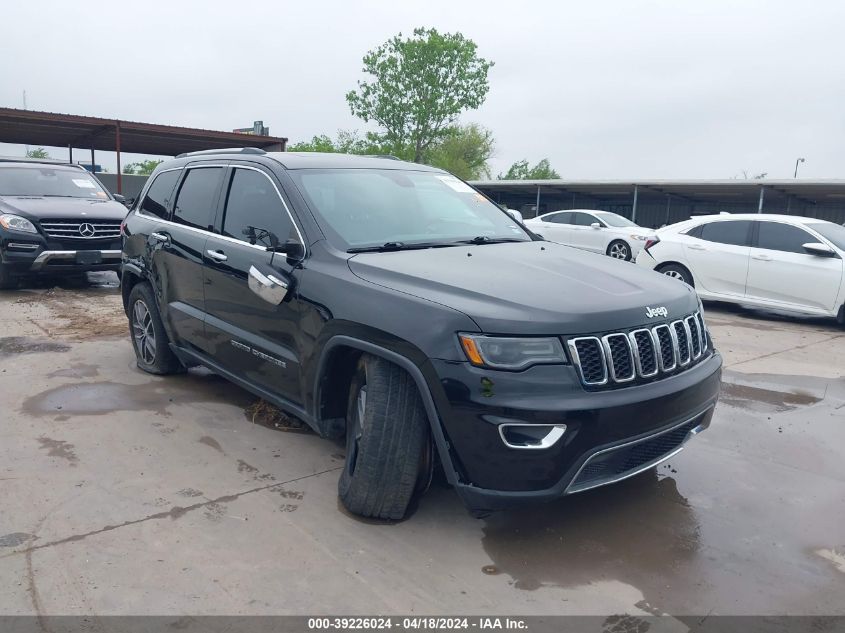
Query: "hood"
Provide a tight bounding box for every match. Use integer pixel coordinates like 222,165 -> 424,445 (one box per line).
348,241 -> 698,335
0,196 -> 128,221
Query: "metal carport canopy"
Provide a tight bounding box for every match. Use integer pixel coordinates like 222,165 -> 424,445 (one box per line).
0,107 -> 288,156
470,179 -> 845,205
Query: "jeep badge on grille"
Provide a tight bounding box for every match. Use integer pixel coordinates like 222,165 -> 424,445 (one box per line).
646,306 -> 668,318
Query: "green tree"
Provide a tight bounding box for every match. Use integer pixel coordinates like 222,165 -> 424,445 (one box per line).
346,27 -> 494,163
26,147 -> 50,159
497,158 -> 560,180
123,159 -> 162,175
425,123 -> 494,180
288,130 -> 404,158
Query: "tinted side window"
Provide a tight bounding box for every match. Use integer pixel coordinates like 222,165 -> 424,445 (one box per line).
572,212 -> 596,226
699,221 -> 752,246
172,167 -> 224,230
756,222 -> 815,254
222,168 -> 296,248
139,170 -> 180,219
546,212 -> 572,224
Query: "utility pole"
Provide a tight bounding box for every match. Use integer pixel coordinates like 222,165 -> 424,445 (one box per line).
23,90 -> 30,155
794,157 -> 805,178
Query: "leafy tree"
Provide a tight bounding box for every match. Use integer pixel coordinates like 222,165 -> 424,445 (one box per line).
346,27 -> 494,163
497,158 -> 560,180
288,130 -> 404,158
425,123 -> 494,180
123,159 -> 163,175
287,135 -> 340,153
26,147 -> 50,159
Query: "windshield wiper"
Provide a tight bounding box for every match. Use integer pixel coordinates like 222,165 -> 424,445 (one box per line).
347,241 -> 458,253
457,236 -> 527,245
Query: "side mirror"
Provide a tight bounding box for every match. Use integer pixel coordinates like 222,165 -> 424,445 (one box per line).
268,238 -> 305,261
802,242 -> 836,257
506,209 -> 523,222
590,222 -> 602,229
113,193 -> 128,206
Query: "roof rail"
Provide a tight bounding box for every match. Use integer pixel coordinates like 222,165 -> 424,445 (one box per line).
176,147 -> 267,159
370,154 -> 402,161
0,155 -> 72,165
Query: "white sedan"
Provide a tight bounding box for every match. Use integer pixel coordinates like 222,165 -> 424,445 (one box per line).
523,209 -> 655,261
636,213 -> 845,322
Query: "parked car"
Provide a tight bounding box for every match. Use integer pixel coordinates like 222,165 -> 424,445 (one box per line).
636,213 -> 845,323
121,149 -> 721,519
523,209 -> 655,261
0,157 -> 126,288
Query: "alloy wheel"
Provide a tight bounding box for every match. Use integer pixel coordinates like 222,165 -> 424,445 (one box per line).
610,243 -> 630,259
664,270 -> 685,281
346,383 -> 368,477
132,299 -> 156,364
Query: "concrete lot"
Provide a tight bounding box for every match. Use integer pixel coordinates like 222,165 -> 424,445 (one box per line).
0,273 -> 843,617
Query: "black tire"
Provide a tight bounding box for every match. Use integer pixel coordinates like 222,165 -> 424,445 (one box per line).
127,282 -> 183,375
658,262 -> 694,287
0,264 -> 15,290
339,354 -> 429,520
607,240 -> 632,261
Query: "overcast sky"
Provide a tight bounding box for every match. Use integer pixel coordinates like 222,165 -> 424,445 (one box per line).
2,0 -> 843,179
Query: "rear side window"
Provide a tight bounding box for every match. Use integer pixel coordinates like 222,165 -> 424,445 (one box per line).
545,212 -> 572,224
573,212 -> 598,226
172,167 -> 224,230
698,220 -> 752,246
139,170 -> 180,219
222,168 -> 296,248
756,221 -> 815,254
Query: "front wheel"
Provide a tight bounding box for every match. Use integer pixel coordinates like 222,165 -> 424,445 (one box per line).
339,354 -> 429,520
607,240 -> 632,261
127,282 -> 183,374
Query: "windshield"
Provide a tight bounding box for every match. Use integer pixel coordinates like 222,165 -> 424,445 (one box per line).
594,211 -> 637,228
0,166 -> 109,199
288,169 -> 531,249
808,222 -> 845,251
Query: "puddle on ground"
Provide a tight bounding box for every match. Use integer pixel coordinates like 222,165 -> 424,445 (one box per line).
719,381 -> 822,412
0,337 -> 70,357
481,472 -> 700,595
37,437 -> 78,464
21,369 -> 253,417
0,532 -> 37,548
47,363 -> 100,379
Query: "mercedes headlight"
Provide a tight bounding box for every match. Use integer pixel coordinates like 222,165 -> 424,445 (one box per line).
459,334 -> 568,370
0,214 -> 38,234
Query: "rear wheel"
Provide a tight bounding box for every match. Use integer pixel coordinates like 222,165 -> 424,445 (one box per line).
127,282 -> 183,375
339,354 -> 430,520
607,240 -> 632,261
658,263 -> 694,287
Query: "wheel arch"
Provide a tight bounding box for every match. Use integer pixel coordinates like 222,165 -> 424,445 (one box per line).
120,262 -> 145,315
314,335 -> 460,486
655,261 -> 696,287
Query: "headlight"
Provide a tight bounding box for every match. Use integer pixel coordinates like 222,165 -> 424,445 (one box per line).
0,214 -> 38,233
459,334 -> 568,370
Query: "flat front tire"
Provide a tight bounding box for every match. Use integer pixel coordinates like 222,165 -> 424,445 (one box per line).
127,282 -> 183,375
339,354 -> 429,520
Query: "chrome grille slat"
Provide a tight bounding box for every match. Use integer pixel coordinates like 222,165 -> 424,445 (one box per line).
40,219 -> 121,240
569,312 -> 708,388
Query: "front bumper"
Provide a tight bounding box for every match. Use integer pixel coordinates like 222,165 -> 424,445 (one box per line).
1,233 -> 121,274
427,351 -> 721,512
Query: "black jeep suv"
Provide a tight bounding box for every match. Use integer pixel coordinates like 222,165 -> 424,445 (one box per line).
0,158 -> 126,288
121,148 -> 721,519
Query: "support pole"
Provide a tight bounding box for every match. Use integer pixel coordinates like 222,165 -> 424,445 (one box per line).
68,145 -> 73,164
115,120 -> 122,194
757,186 -> 765,213
665,195 -> 671,226
631,184 -> 639,223
535,186 -> 541,217
90,146 -> 95,173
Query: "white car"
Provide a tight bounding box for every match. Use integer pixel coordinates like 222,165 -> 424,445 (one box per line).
523,209 -> 655,261
636,213 -> 845,322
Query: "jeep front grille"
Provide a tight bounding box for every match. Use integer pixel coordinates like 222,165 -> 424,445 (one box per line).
40,220 -> 121,240
567,311 -> 709,388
